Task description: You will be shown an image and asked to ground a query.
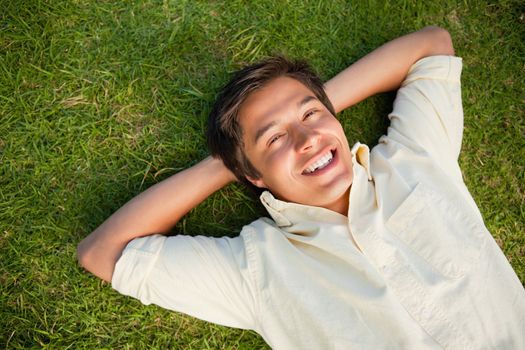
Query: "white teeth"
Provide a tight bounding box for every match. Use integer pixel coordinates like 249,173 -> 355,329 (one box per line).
304,151 -> 333,174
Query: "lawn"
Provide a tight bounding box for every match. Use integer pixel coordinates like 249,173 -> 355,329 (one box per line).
1,0 -> 523,348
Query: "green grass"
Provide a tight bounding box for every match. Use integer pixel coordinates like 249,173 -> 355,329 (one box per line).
1,0 -> 523,348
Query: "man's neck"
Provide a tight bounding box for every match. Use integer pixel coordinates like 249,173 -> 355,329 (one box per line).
324,187 -> 351,216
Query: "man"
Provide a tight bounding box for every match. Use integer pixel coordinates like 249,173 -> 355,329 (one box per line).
78,26 -> 525,349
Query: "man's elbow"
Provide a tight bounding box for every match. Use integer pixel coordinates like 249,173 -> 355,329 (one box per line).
423,26 -> 455,57
77,239 -> 91,271
436,27 -> 455,56
77,237 -> 114,283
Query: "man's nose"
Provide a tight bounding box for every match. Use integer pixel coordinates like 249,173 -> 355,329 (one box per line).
294,126 -> 321,153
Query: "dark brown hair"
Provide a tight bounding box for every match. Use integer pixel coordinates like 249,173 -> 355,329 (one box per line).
207,56 -> 335,194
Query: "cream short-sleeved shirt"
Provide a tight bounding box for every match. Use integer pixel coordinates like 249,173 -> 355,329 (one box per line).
112,56 -> 525,349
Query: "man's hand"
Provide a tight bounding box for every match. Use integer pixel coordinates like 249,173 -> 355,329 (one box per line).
77,156 -> 235,282
324,26 -> 454,113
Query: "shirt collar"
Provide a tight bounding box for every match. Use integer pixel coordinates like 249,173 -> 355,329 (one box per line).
259,142 -> 372,227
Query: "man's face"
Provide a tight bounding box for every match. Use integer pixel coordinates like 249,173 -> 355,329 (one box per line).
239,77 -> 354,214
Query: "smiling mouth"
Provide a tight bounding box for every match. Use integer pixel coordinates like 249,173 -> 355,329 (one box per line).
302,150 -> 335,175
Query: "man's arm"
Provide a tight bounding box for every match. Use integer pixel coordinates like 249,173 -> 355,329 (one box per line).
324,26 -> 454,113
77,156 -> 236,282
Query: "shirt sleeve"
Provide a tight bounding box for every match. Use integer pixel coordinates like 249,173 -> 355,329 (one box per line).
385,55 -> 464,174
111,233 -> 258,330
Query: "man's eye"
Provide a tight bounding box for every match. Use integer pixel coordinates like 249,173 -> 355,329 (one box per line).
268,134 -> 282,145
303,110 -> 317,120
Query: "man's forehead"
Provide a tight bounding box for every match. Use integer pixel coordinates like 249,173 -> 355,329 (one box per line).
238,77 -> 319,131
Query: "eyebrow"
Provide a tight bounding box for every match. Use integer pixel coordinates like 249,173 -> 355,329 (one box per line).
253,95 -> 317,145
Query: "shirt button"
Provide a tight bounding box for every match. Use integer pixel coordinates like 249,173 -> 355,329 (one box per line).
381,265 -> 392,275
421,306 -> 433,321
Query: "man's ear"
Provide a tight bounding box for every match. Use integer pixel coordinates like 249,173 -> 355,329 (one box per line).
246,175 -> 267,189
